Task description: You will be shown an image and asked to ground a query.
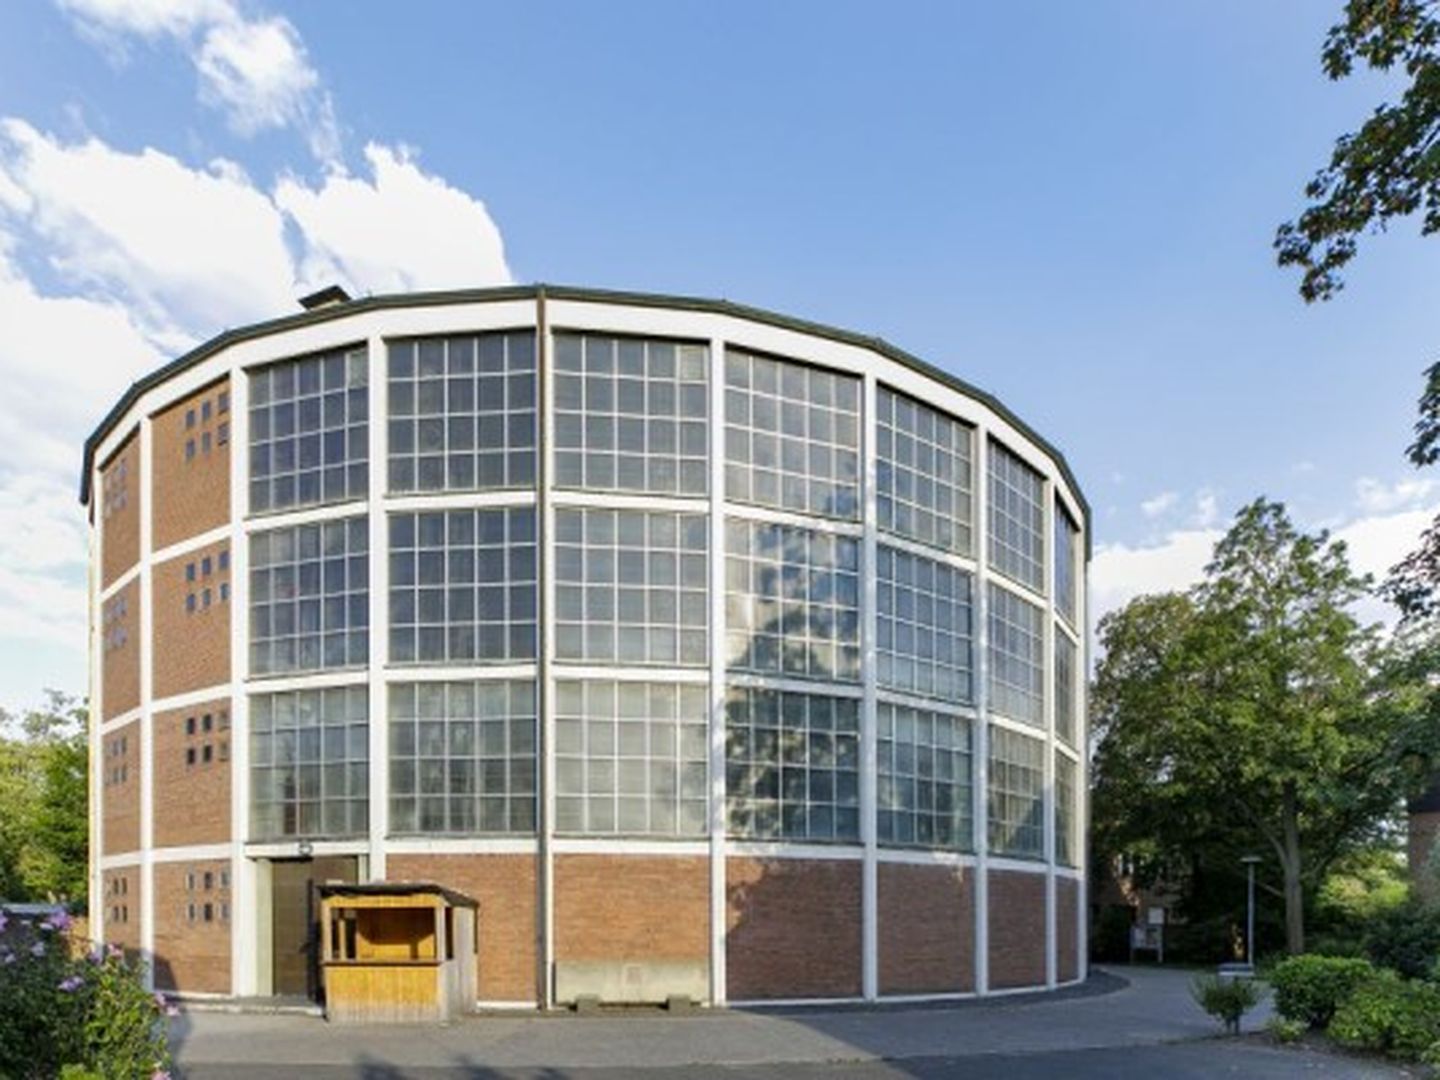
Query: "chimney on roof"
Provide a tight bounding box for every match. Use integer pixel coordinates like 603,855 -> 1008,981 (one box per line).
298,284 -> 351,311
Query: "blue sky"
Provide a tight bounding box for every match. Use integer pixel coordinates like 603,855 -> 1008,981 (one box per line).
0,0 -> 1437,712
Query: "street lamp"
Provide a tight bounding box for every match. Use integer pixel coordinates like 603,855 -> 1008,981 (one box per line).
1240,855 -> 1262,969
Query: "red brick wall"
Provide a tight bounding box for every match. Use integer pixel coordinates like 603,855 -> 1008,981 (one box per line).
152,541 -> 232,699
101,867 -> 140,956
727,856 -> 861,1000
554,854 -> 709,964
153,860 -> 232,993
152,701 -> 232,849
387,854 -> 538,1003
988,869 -> 1047,990
152,380 -> 231,551
99,431 -> 140,589
1057,875 -> 1080,983
100,721 -> 140,856
101,580 -> 140,721
879,861 -> 974,995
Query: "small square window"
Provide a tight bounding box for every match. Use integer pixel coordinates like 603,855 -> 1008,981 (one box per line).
185,716 -> 196,735
185,409 -> 196,430
202,713 -> 213,732
220,869 -> 230,888
220,582 -> 230,602
218,740 -> 230,762
202,588 -> 211,608
220,902 -> 230,922
185,563 -> 196,583
186,594 -> 196,613
201,556 -> 212,576
187,903 -> 196,923
185,747 -> 196,766
202,400 -> 212,423
218,390 -> 229,414
202,743 -> 213,764
185,439 -> 195,461
218,550 -> 230,571
202,871 -> 213,890
201,432 -> 211,454
202,902 -> 213,922
185,871 -> 195,890
217,421 -> 229,446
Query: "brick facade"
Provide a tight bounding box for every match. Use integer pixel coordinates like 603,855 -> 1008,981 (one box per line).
153,860 -> 232,993
1056,875 -> 1080,983
152,700 -> 232,849
988,869 -> 1047,989
101,867 -> 141,956
151,379 -> 231,551
726,856 -> 861,1000
878,861 -> 974,995
100,721 -> 140,856
101,579 -> 141,721
99,431 -> 140,589
387,853 -> 539,1003
152,541 -> 232,700
554,854 -> 709,965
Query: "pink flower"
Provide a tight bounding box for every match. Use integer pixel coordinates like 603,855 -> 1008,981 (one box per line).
152,1071 -> 171,1080
107,944 -> 122,959
58,975 -> 84,992
43,911 -> 73,933
29,941 -> 45,957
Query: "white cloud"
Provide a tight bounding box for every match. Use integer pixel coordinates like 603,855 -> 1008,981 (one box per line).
1192,487 -> 1219,528
57,0 -> 337,162
1355,475 -> 1436,515
1140,491 -> 1178,518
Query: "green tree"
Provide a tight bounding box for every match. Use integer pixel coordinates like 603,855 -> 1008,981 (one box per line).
1092,500 -> 1439,954
0,691 -> 89,904
1276,0 -> 1440,302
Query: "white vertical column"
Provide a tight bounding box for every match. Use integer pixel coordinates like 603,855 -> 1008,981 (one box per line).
1042,481 -> 1057,991
228,367 -> 254,994
1078,521 -> 1091,982
88,473 -> 103,943
972,431 -> 990,996
366,332 -> 389,882
138,418 -> 155,987
859,373 -> 879,1002
707,334 -> 728,1006
538,296 -> 556,1010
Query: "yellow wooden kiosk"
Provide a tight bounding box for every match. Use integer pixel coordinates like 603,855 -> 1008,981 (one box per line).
318,882 -> 477,1023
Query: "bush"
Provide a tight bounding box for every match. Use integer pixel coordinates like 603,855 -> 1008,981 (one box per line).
1268,954 -> 1376,1029
1266,1015 -> 1307,1044
1362,901 -> 1440,979
1327,970 -> 1440,1061
1190,973 -> 1266,1034
0,910 -> 173,1079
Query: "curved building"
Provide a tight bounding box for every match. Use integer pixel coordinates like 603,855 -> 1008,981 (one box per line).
83,285 -> 1088,1005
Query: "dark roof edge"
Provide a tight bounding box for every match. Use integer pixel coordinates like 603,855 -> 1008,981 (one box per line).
80,283 -> 1092,554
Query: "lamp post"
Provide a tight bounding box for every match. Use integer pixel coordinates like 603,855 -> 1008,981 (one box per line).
1240,855 -> 1262,969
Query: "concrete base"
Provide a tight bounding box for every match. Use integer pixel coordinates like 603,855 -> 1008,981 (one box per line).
554,960 -> 709,1005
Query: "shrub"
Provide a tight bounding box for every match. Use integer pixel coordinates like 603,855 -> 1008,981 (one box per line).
0,910 -> 173,1079
1268,954 -> 1376,1028
1328,970 -> 1440,1061
1362,901 -> 1440,979
1266,1016 -> 1307,1044
1190,973 -> 1266,1034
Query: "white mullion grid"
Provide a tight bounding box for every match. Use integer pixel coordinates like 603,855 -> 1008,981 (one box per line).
1042,479 -> 1057,990
241,497 -> 369,534
88,472 -> 104,943
875,528 -> 980,577
227,366 -> 255,995
1078,522 -> 1091,982
137,417 -> 155,986
552,663 -> 708,684
722,500 -> 864,540
725,840 -> 864,860
551,837 -> 710,857
367,331 -> 388,882
876,686 -> 979,718
243,839 -> 368,859
539,298 -> 557,1010
860,371 -> 879,1001
246,669 -> 369,695
723,672 -> 865,698
550,490 -> 709,514
384,489 -> 536,513
384,663 -> 539,683
989,854 -> 1048,875
707,334 -> 727,1006
972,430 -> 990,996
877,847 -> 977,869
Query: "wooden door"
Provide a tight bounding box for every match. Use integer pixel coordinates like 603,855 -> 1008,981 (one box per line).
271,856 -> 358,998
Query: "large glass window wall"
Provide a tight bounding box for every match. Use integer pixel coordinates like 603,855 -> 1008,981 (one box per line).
1055,499 -> 1079,626
877,701 -> 973,850
876,387 -> 973,554
388,509 -> 537,665
249,346 -> 368,513
388,679 -> 536,835
1055,628 -> 1077,748
988,583 -> 1044,728
1056,750 -> 1077,867
554,679 -> 708,836
988,723 -> 1044,859
877,546 -> 973,703
988,440 -> 1045,593
724,348 -> 860,519
386,332 -> 535,493
554,333 -> 708,496
250,686 -> 368,840
250,517 -> 368,676
554,508 -> 708,666
725,687 -> 860,843
725,519 -> 861,681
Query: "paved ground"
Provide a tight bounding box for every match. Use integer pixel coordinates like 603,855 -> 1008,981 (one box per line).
169,966 -> 1409,1079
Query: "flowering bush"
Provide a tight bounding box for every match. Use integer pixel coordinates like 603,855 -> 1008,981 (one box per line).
0,910 -> 173,1079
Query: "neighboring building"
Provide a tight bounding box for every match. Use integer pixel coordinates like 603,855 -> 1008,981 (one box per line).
82,285 -> 1089,1005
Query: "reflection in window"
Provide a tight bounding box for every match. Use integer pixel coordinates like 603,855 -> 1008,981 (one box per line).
250,686 -> 368,840
724,348 -> 860,519
988,724 -> 1044,858
988,583 -> 1044,728
877,702 -> 973,850
554,679 -> 708,836
250,518 -> 368,676
725,687 -> 860,843
1055,499 -> 1079,626
877,546 -> 973,703
1055,628 -> 1077,748
725,518 -> 861,681
388,680 -> 536,835
988,440 -> 1044,593
388,509 -> 537,664
386,332 -> 535,494
1056,750 -> 1077,867
876,387 -> 973,554
554,333 -> 708,496
249,346 -> 368,513
555,508 -> 707,666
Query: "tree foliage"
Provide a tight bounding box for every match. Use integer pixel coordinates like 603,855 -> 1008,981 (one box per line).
0,691 -> 89,904
1276,0 -> 1440,301
1092,500 -> 1440,955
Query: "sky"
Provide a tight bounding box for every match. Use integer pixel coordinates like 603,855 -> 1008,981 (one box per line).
0,0 -> 1437,713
